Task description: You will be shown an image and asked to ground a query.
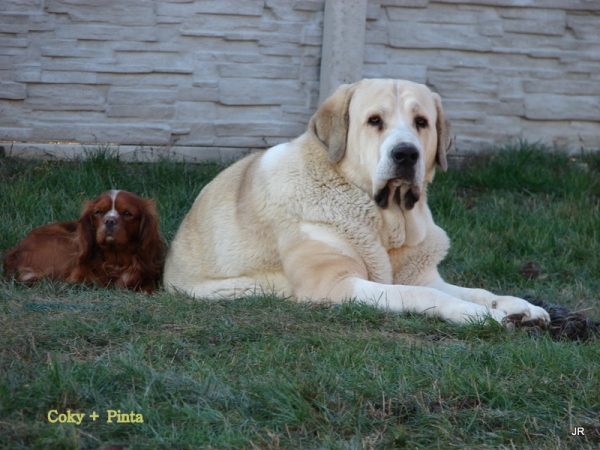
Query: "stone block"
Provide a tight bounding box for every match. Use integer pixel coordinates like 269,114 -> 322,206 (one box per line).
40,41 -> 91,58
522,120 -> 600,151
0,127 -> 32,140
75,124 -> 172,145
293,1 -> 324,12
215,135 -> 282,148
477,9 -> 503,37
65,4 -> 156,26
387,5 -> 479,24
0,37 -> 28,48
438,100 -> 488,121
115,51 -> 193,73
153,65 -> 194,75
175,101 -> 216,120
26,85 -> 106,111
301,25 -> 323,46
427,70 -> 499,99
223,31 -> 264,42
567,62 -> 600,76
524,94 -> 600,121
219,79 -> 304,106
381,0 -> 428,7
3,143 -> 80,160
56,25 -> 157,42
41,61 -> 113,72
451,135 -> 494,153
112,42 -> 180,53
567,13 -> 600,41
453,115 -> 523,141
215,105 -> 277,122
155,2 -> 193,17
0,14 -> 28,34
40,71 -> 98,84
259,33 -> 302,47
435,0 -> 600,10
523,79 -> 600,96
173,124 -> 217,146
365,28 -> 389,45
266,1 -> 316,21
390,23 -> 492,52
259,21 -> 279,32
281,105 -> 312,124
498,8 -> 566,21
280,121 -> 306,137
99,65 -> 154,74
182,81 -> 220,102
493,98 -> 525,116
107,105 -> 176,119
218,63 -> 299,79
502,18 -> 565,36
215,121 -> 284,137
0,82 -> 26,100
180,29 -> 224,38
195,1 -> 264,16
108,88 -> 177,105
0,46 -> 27,57
0,99 -> 24,128
31,123 -> 77,141
28,13 -> 55,31
362,44 -> 389,64
0,0 -> 43,13
366,3 -> 380,20
184,13 -> 258,32
496,76 -> 523,99
362,64 -> 427,84
97,73 -> 186,87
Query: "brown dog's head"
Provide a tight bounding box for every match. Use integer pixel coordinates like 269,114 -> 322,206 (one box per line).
78,190 -> 162,261
309,79 -> 451,210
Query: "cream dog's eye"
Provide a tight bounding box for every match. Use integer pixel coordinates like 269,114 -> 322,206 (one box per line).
415,116 -> 428,129
368,115 -> 383,129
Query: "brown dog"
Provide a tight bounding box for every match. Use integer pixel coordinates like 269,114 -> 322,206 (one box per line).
4,190 -> 164,293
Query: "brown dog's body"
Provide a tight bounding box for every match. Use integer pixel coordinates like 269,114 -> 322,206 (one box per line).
4,190 -> 164,293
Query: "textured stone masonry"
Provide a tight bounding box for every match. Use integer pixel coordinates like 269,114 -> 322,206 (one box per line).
0,0 -> 598,161
365,1 -> 600,151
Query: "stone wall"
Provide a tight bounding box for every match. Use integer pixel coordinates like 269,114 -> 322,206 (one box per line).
364,0 -> 600,152
0,0 -> 325,160
1,0 -> 598,160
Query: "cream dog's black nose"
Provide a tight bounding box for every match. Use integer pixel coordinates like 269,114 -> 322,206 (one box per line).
391,144 -> 419,167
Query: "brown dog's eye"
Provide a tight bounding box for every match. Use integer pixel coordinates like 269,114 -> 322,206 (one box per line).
95,210 -> 104,215
368,115 -> 383,129
122,211 -> 132,217
415,116 -> 428,130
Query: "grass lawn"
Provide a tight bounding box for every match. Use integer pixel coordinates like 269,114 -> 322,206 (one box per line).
1,143 -> 599,449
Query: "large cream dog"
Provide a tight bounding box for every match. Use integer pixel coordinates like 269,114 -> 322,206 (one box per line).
164,79 -> 549,326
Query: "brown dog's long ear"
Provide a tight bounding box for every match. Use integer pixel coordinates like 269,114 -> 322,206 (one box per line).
309,83 -> 357,163
138,198 -> 165,270
433,93 -> 452,172
76,201 -> 98,262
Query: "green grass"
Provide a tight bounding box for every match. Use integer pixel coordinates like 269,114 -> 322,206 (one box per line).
1,143 -> 599,449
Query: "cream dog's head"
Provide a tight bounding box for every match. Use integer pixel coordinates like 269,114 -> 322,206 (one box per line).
310,79 -> 451,209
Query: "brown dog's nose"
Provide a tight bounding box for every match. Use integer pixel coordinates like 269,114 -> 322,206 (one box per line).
104,217 -> 117,228
391,144 -> 419,167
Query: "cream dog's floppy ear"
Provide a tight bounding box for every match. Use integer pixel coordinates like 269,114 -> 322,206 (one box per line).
309,83 -> 357,163
433,93 -> 452,172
